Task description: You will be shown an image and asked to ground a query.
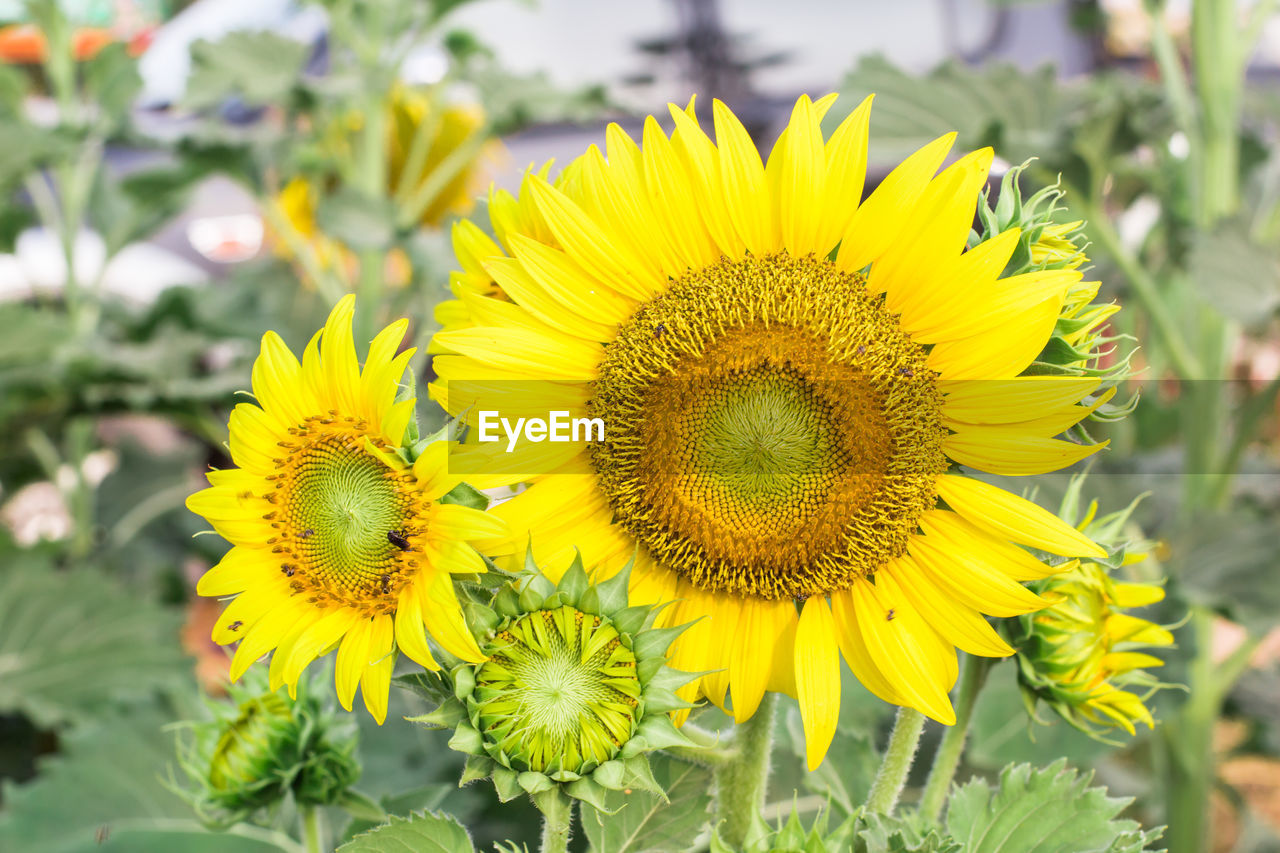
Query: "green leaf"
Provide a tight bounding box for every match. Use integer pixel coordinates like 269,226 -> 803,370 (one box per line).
854,812 -> 962,853
0,704 -> 275,853
81,43 -> 142,128
0,550 -> 186,726
183,32 -> 310,111
1188,219 -> 1280,328
945,760 -> 1164,852
338,809 -> 476,853
582,753 -> 712,853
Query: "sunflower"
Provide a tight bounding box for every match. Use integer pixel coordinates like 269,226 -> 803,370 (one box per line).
430,94 -> 1116,768
270,87 -> 496,286
186,295 -> 506,723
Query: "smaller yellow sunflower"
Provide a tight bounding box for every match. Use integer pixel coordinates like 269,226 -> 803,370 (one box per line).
186,296 -> 508,722
269,87 -> 496,287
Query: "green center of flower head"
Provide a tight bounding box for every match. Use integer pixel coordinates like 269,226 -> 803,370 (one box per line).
473,605 -> 641,773
590,253 -> 948,601
270,428 -> 424,612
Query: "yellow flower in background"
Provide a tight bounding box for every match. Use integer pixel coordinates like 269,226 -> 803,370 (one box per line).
1014,494 -> 1174,737
186,296 -> 506,723
269,88 -> 496,285
431,93 -> 1117,769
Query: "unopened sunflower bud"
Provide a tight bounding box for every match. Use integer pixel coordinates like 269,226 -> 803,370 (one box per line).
1010,477 -> 1177,740
175,674 -> 360,827
409,553 -> 700,817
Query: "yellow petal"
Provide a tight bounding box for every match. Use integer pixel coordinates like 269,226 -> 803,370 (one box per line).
935,474 -> 1107,558
361,614 -> 396,724
883,556 -> 1014,657
944,430 -> 1106,475
729,598 -> 789,722
335,617 -> 373,711
836,132 -> 955,272
794,597 -> 841,770
714,98 -> 775,254
816,94 -> 873,253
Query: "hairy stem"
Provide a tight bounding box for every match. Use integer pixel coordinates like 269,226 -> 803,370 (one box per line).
919,656 -> 990,823
714,692 -> 778,848
538,798 -> 572,853
865,707 -> 927,815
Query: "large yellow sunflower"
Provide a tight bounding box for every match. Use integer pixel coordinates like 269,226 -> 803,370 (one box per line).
430,94 -> 1114,768
187,295 -> 506,723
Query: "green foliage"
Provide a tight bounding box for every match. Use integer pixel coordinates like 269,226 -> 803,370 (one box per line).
581,753 -> 713,853
338,809 -> 476,853
944,761 -> 1163,853
0,703 -> 281,853
0,545 -> 186,727
184,32 -> 310,112
1188,218 -> 1280,328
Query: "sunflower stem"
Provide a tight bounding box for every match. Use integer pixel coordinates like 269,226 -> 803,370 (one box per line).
300,805 -> 324,853
538,798 -> 573,853
919,655 -> 990,824
714,692 -> 778,848
865,707 -> 927,815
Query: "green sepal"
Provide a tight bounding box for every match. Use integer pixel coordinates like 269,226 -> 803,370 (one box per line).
492,767 -> 523,802
403,697 -> 466,730
493,585 -> 522,618
548,769 -> 581,783
564,777 -> 616,814
448,722 -> 484,756
592,760 -> 626,790
646,663 -> 705,692
631,623 -> 691,661
640,686 -> 693,715
440,482 -> 490,510
517,771 -> 555,795
336,788 -> 387,822
636,656 -> 665,685
464,600 -> 501,634
452,665 -> 476,700
460,754 -> 495,785
620,755 -> 665,798
517,583 -> 545,613
594,555 -> 634,614
610,604 -> 651,638
577,585 -> 601,615
556,560 -> 590,605
634,714 -> 697,751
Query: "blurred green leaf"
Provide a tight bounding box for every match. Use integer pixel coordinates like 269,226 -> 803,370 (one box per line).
184,32 -> 309,112
945,760 -> 1163,852
0,548 -> 186,726
1189,220 -> 1280,328
0,704 -> 281,853
337,809 -> 475,853
81,43 -> 142,129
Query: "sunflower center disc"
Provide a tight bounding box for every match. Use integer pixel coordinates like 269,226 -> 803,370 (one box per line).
270,426 -> 423,611
474,607 -> 641,773
590,253 -> 948,600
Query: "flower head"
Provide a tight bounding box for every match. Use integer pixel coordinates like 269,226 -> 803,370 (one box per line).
406,555 -> 697,815
185,295 -> 507,722
430,94 -> 1125,768
1012,479 -> 1176,738
175,675 -> 360,827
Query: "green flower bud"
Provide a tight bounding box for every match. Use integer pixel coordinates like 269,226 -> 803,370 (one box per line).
175,673 -> 361,828
406,553 -> 700,816
1009,476 -> 1178,742
976,160 -> 1135,393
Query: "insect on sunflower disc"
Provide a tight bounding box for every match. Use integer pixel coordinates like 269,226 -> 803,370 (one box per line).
431,93 -> 1117,769
187,296 -> 507,723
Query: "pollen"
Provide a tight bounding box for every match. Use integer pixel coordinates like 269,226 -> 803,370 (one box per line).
268,416 -> 427,614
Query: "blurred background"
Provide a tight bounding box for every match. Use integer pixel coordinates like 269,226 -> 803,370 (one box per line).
0,1 -> 1278,851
